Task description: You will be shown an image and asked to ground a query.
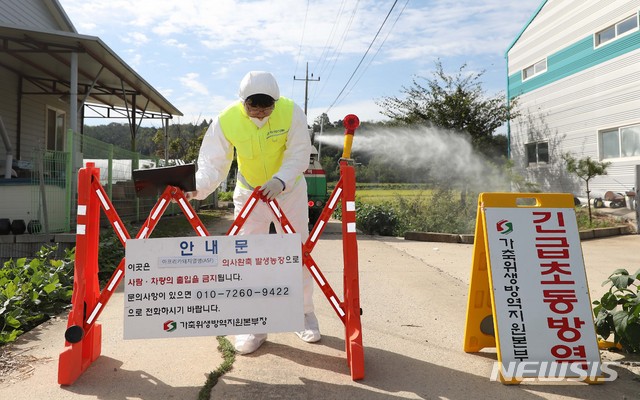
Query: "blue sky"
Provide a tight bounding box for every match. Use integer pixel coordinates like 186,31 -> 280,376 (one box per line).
58,0 -> 542,127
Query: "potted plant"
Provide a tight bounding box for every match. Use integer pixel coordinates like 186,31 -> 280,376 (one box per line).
593,268 -> 640,353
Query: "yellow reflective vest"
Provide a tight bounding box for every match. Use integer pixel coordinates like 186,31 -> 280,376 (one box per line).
218,97 -> 295,189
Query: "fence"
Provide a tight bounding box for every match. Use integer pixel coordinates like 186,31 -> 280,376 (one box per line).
79,134 -> 162,228
1,131 -> 215,264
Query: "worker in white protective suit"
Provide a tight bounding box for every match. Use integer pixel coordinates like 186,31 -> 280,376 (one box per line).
187,71 -> 320,355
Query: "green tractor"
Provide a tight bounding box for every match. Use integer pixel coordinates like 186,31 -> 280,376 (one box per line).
305,145 -> 329,230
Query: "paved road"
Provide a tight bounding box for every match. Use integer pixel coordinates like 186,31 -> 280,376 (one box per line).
1,214 -> 639,399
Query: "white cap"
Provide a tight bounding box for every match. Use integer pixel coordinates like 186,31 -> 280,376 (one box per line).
238,71 -> 280,101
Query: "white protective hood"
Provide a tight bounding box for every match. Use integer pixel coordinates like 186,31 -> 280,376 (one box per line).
238,71 -> 280,101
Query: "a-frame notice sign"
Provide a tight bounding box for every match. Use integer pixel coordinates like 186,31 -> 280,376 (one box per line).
463,192 -> 604,384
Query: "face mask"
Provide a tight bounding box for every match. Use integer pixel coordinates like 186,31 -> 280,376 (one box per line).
250,116 -> 269,128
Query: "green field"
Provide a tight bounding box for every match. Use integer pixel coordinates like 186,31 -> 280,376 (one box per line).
326,183 -> 434,204
355,188 -> 431,204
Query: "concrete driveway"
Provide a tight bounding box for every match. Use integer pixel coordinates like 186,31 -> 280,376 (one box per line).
1,215 -> 639,399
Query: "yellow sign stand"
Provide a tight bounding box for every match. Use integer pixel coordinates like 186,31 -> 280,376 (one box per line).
463,198 -> 496,353
463,193 -> 603,384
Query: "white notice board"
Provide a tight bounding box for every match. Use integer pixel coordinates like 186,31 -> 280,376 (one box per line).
123,233 -> 304,339
484,207 -> 600,377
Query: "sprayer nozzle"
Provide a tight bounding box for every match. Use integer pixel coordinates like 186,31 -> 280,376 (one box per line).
341,114 -> 359,159
343,114 -> 360,134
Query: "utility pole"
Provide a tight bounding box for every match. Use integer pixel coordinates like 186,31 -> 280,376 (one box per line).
293,62 -> 320,115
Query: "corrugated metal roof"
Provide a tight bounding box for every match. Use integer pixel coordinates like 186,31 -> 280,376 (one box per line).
0,23 -> 182,119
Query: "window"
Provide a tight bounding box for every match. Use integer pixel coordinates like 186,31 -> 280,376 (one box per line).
595,14 -> 639,47
617,14 -> 639,34
522,59 -> 547,81
621,125 -> 640,156
599,124 -> 640,159
46,107 -> 66,151
596,26 -> 616,46
525,141 -> 549,166
601,129 -> 619,159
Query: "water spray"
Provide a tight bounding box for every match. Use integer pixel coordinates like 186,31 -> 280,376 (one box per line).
318,124 -> 511,192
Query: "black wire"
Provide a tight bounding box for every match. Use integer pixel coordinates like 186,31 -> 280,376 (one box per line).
341,0 -> 409,105
292,0 -> 311,98
326,0 -> 399,114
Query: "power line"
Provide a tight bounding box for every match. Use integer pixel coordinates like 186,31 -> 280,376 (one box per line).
341,0 -> 409,103
312,0 -> 360,107
315,0 -> 350,77
292,0 -> 311,98
325,0 -> 399,114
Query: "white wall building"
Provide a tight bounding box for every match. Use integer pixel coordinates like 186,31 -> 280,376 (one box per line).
0,0 -> 181,233
506,0 -> 640,200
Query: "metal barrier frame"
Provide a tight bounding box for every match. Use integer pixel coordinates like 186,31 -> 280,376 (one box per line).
58,158 -> 364,385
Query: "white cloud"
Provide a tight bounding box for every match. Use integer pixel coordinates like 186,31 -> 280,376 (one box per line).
164,38 -> 187,49
57,0 -> 542,126
179,73 -> 210,96
61,0 -> 539,65
122,32 -> 149,45
171,94 -> 234,125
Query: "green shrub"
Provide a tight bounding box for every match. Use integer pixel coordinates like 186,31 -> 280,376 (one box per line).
356,202 -> 399,236
395,188 -> 476,235
218,191 -> 233,201
574,207 -> 621,229
332,200 -> 342,221
0,246 -> 75,346
344,188 -> 623,237
331,188 -> 478,236
98,232 -> 124,283
593,268 -> 640,353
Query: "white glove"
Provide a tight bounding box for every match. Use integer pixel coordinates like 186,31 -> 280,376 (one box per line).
260,178 -> 285,200
185,190 -> 198,201
172,190 -> 197,203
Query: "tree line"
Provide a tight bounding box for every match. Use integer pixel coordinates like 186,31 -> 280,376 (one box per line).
85,61 -> 514,187
83,118 -> 211,164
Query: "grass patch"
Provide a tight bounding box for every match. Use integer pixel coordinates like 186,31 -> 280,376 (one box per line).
198,336 -> 236,400
574,207 -> 628,229
356,189 -> 431,204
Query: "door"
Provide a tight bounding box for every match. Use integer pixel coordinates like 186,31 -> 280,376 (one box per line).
46,107 -> 66,151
